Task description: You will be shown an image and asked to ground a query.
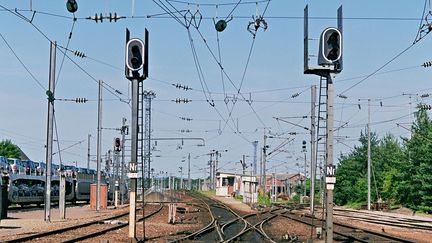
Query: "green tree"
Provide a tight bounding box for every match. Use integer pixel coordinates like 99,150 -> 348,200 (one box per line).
402,110 -> 432,212
0,139 -> 21,158
375,134 -> 404,203
334,131 -> 379,205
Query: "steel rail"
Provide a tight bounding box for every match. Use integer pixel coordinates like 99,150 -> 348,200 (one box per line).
278,209 -> 415,243
3,207 -> 132,243
62,203 -> 163,243
259,214 -> 278,241
169,193 -> 218,242
333,212 -> 432,231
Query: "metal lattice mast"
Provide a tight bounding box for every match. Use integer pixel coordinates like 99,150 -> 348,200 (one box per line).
144,91 -> 156,188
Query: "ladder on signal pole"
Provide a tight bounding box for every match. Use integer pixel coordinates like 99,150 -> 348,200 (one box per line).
137,81 -> 145,190
316,75 -> 328,208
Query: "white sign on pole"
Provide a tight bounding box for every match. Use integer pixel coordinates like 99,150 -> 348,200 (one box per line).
326,177 -> 336,184
128,172 -> 138,178
326,183 -> 335,190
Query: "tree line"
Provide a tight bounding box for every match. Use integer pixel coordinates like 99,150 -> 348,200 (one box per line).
334,109 -> 432,212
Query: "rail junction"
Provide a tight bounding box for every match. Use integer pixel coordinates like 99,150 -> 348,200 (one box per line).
1,189 -> 431,242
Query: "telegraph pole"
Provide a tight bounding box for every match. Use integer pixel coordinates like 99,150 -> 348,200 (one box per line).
209,153 -> 213,190
44,41 -> 56,222
259,148 -> 263,188
96,80 -> 103,212
214,151 -> 219,189
310,85 -> 317,213
120,118 -> 127,205
179,166 -> 183,190
263,132 -> 268,192
242,154 -> 246,175
304,151 -> 307,197
87,134 -> 91,170
367,99 -> 371,210
188,153 -> 191,190
252,141 -> 258,176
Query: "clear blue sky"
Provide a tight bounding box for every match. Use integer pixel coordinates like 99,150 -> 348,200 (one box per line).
0,0 -> 431,178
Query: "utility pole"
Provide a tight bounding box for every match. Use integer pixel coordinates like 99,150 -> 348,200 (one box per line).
302,140 -> 307,197
214,151 -> 219,190
310,85 -> 317,213
120,118 -> 127,205
179,166 -> 183,190
304,152 -> 307,197
96,80 -> 103,212
87,134 -> 91,170
188,153 -> 191,190
242,154 -> 246,175
209,153 -> 213,190
252,141 -> 258,176
263,132 -> 268,192
259,148 -> 263,188
44,41 -> 56,222
367,99 -> 371,211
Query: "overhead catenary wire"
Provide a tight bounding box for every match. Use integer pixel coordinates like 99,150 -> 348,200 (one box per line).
167,0 -> 270,7
339,0 -> 431,96
0,32 -> 46,91
3,6 -> 430,22
55,14 -> 77,88
339,43 -> 416,96
0,4 -> 128,103
151,0 -> 264,139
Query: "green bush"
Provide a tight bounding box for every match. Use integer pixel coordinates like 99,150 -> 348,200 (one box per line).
345,201 -> 364,210
258,192 -> 270,207
290,194 -> 300,203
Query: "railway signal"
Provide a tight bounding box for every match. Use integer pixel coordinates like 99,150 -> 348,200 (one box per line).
125,28 -> 149,240
126,38 -> 145,72
318,27 -> 342,67
114,137 -> 121,151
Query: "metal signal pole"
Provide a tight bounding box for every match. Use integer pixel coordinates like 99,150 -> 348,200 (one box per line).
188,153 -> 191,190
96,80 -> 103,212
87,134 -> 91,170
310,85 -> 317,213
120,118 -> 127,205
263,133 -> 268,192
367,99 -> 371,210
129,77 -> 138,239
325,75 -> 334,243
125,28 -> 148,240
44,41 -> 56,222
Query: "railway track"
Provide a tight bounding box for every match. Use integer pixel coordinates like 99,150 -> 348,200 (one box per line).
3,203 -> 163,243
7,202 -> 89,212
333,207 -> 432,231
273,206 -> 416,242
172,192 -> 276,242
